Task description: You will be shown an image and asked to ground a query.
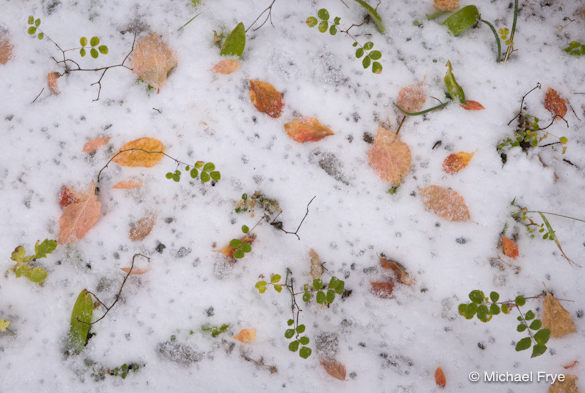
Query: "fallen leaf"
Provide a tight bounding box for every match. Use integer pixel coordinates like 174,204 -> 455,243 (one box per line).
370,281 -> 394,298
379,256 -> 414,285
544,88 -> 567,119
217,235 -> 256,258
129,213 -> 156,241
58,182 -> 101,244
59,186 -> 83,207
419,185 -> 470,222
233,328 -> 256,343
320,357 -> 346,381
220,22 -> 246,58
563,360 -> 579,369
434,0 -> 459,11
502,236 -> 519,259
130,33 -> 178,89
284,117 -> 334,143
549,374 -> 579,393
309,249 -> 323,280
435,366 -> 447,388
0,39 -> 13,64
112,180 -> 143,189
210,58 -> 241,74
249,79 -> 284,118
368,126 -> 411,185
396,83 -> 426,114
460,100 -> 485,110
112,137 -> 166,167
120,265 -> 151,275
83,137 -> 111,153
442,152 -> 474,174
542,291 -> 576,338
47,72 -> 60,95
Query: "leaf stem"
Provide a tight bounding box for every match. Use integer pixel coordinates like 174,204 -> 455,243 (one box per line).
480,19 -> 501,63
503,0 -> 518,62
393,101 -> 449,116
178,12 -> 201,31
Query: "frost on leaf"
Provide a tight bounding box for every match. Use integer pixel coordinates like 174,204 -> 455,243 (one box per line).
83,136 -> 111,153
0,38 -> 13,64
249,79 -> 284,118
210,59 -> 241,74
284,117 -> 334,143
419,185 -> 470,222
434,0 -> 459,11
442,152 -> 473,174
379,256 -> 413,285
542,291 -> 576,338
544,88 -> 567,119
502,236 -> 519,259
549,374 -> 579,393
47,72 -> 60,95
58,181 -> 101,244
435,366 -> 447,388
112,179 -> 143,189
130,33 -> 178,90
129,213 -> 156,241
396,83 -> 426,114
233,328 -> 256,343
309,248 -> 323,280
320,357 -> 346,381
368,126 -> 411,185
112,137 -> 166,167
370,281 -> 394,298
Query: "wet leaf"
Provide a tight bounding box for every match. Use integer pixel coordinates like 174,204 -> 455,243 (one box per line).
233,328 -> 256,343
69,289 -> 93,355
47,72 -> 60,95
249,79 -> 284,118
370,281 -> 394,298
442,5 -> 479,35
210,58 -> 241,74
112,179 -> 143,189
130,33 -> 178,89
435,366 -> 447,388
284,117 -> 334,143
58,182 -> 101,244
460,100 -> 484,110
396,83 -> 426,114
444,61 -> 465,103
82,137 -> 111,153
442,152 -> 474,174
129,213 -> 156,241
379,256 -> 414,285
0,38 -> 13,64
112,137 -> 166,167
367,126 -> 411,185
544,88 -> 567,119
542,291 -> 576,338
434,0 -> 459,11
309,248 -> 323,280
220,22 -> 246,58
419,185 -> 470,222
549,374 -> 579,393
320,357 -> 346,381
502,236 -> 519,259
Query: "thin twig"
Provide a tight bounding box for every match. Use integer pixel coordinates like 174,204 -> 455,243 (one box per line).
246,0 -> 277,32
178,12 -> 201,32
395,115 -> 407,135
503,0 -> 519,63
31,88 -> 45,103
270,196 -> 316,240
507,83 -> 541,126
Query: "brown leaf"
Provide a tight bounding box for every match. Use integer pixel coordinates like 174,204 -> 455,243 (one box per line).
112,179 -> 143,189
442,152 -> 474,174
47,72 -> 60,95
320,357 -> 346,381
112,137 -> 166,167
368,126 -> 411,185
130,33 -> 178,89
129,213 -> 156,241
83,137 -> 111,153
542,291 -> 576,338
233,328 -> 256,343
309,248 -> 323,280
549,375 -> 579,393
502,236 -> 519,259
396,83 -> 426,114
544,88 -> 568,119
435,366 -> 447,388
434,0 -> 459,11
460,100 -> 485,110
210,59 -> 241,74
284,117 -> 334,143
419,185 -> 470,222
379,256 -> 414,285
249,79 -> 284,118
58,182 -> 101,244
370,281 -> 394,298
0,39 -> 13,65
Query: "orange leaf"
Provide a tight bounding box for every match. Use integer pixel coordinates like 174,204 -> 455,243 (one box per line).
120,265 -> 151,275
370,281 -> 394,298
249,79 -> 284,118
58,181 -> 101,244
368,126 -> 411,185
442,152 -> 474,174
563,360 -> 579,370
112,137 -> 166,167
112,179 -> 143,189
284,117 -> 334,143
435,366 -> 446,388
210,59 -> 241,74
396,83 -> 426,114
233,328 -> 256,343
379,256 -> 414,285
419,185 -> 470,222
129,213 -> 156,241
130,33 -> 178,89
83,137 -> 111,153
320,357 -> 346,381
460,100 -> 485,110
0,38 -> 13,65
47,72 -> 60,95
544,88 -> 567,119
434,0 -> 459,11
502,236 -> 519,259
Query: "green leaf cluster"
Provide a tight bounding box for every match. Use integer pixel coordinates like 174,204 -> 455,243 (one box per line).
285,319 -> 311,359
79,36 -> 108,58
166,161 -> 220,184
9,239 -> 56,284
303,276 -> 345,305
353,40 -> 383,73
255,274 -> 282,293
26,16 -> 44,40
229,225 -> 253,259
564,41 -> 585,56
515,310 -> 550,357
497,114 -> 568,155
201,323 -> 230,337
458,290 -> 509,322
90,361 -> 142,380
306,9 -> 340,36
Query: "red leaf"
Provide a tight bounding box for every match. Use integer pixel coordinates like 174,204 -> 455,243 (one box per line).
370,281 -> 394,298
320,357 -> 346,381
435,366 -> 446,388
502,236 -> 519,259
460,100 -> 484,110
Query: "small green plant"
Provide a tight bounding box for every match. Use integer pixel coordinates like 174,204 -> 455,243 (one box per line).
9,239 -> 57,284
564,41 -> 585,56
165,161 -> 221,184
201,324 -> 230,337
234,191 -> 282,217
230,225 -> 253,259
458,290 -> 550,358
88,361 -> 142,380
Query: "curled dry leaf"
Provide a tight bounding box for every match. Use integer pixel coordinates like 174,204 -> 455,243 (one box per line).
309,248 -> 323,280
370,281 -> 394,298
419,185 -> 470,222
210,59 -> 241,74
502,236 -> 519,259
442,152 -> 474,174
0,38 -> 13,64
460,100 -> 485,110
112,179 -> 143,189
549,374 -> 579,393
83,137 -> 111,153
542,291 -> 576,338
435,366 -> 447,388
130,33 -> 178,90
434,0 -> 459,11
396,83 -> 426,114
368,126 -> 411,185
320,357 -> 346,381
217,235 -> 256,258
112,137 -> 166,167
544,88 -> 568,119
120,265 -> 151,275
47,72 -> 60,95
58,181 -> 101,244
129,213 -> 157,241
284,117 -> 334,143
249,79 -> 284,118
379,256 -> 414,285
233,328 -> 256,344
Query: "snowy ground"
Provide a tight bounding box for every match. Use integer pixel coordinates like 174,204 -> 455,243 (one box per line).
1,0 -> 585,392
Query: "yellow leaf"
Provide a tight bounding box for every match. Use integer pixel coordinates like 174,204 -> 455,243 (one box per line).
47,72 -> 60,95
542,291 -> 576,338
130,33 -> 178,89
0,319 -> 10,332
129,213 -> 157,241
83,136 -> 111,153
396,83 -> 426,114
112,179 -> 143,189
112,137 -> 166,167
320,357 -> 346,381
233,328 -> 256,343
420,185 -> 470,222
549,374 -> 579,393
249,79 -> 284,118
368,126 -> 411,185
284,117 -> 334,143
0,38 -> 13,65
210,59 -> 241,74
442,152 -> 474,174
58,181 -> 101,244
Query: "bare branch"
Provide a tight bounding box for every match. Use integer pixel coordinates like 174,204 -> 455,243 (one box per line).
270,196 -> 316,240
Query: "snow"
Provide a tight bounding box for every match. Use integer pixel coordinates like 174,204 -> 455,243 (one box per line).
1,0 -> 584,392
